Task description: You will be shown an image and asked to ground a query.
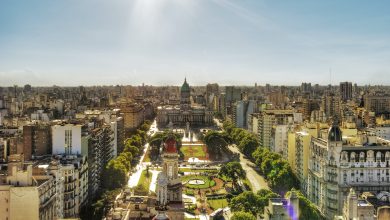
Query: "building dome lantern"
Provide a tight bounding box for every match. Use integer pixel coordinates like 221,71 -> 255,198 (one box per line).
181,78 -> 190,93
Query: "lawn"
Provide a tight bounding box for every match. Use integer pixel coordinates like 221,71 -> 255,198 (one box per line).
182,175 -> 216,189
180,145 -> 207,159
143,150 -> 151,162
207,198 -> 228,210
137,170 -> 152,191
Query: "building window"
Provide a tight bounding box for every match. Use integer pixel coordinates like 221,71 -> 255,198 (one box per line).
65,129 -> 72,155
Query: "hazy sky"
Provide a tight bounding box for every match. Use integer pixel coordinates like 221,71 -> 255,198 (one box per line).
1,0 -> 390,86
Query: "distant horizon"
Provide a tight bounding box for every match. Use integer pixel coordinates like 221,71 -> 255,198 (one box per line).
1,79 -> 390,88
1,0 -> 390,86
2,75 -> 390,87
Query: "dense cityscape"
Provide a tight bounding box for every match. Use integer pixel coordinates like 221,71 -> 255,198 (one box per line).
0,80 -> 390,220
2,1 -> 390,220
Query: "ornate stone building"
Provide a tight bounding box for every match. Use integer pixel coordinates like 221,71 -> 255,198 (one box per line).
157,78 -> 213,127
308,122 -> 390,219
155,136 -> 184,220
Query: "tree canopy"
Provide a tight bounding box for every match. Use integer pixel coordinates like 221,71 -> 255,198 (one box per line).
102,159 -> 128,190
219,162 -> 246,191
148,131 -> 183,160
231,211 -> 256,220
285,190 -> 324,220
203,131 -> 230,159
229,189 -> 279,216
222,122 -> 298,194
252,147 -> 298,194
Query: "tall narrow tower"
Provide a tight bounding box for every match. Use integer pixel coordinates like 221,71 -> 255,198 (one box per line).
156,136 -> 182,206
162,137 -> 179,180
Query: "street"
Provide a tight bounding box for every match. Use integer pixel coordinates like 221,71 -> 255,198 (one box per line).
228,145 -> 270,192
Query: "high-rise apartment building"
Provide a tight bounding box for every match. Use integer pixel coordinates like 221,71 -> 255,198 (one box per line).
321,92 -> 340,118
232,100 -> 257,129
340,82 -> 353,102
23,123 -> 52,160
121,103 -> 145,131
52,124 -> 82,155
258,110 -> 294,150
301,82 -> 312,93
364,92 -> 390,115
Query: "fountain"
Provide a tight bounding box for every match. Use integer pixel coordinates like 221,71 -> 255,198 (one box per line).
188,179 -> 206,185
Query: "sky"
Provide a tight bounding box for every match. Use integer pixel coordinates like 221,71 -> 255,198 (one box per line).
0,0 -> 390,86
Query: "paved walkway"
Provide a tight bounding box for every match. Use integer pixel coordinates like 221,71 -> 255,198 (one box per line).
127,162 -> 145,187
228,145 -> 270,192
149,170 -> 161,192
127,120 -> 158,188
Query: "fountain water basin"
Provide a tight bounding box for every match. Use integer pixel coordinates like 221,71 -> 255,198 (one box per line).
188,179 -> 205,185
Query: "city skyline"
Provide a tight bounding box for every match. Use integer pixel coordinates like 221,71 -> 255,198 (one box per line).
1,0 -> 390,86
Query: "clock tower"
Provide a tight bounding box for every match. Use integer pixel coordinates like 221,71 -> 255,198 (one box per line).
156,136 -> 182,206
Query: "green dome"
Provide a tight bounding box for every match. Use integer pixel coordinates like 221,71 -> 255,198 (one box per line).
181,78 -> 190,92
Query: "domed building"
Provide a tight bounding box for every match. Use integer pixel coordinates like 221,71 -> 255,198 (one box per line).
180,78 -> 191,110
328,121 -> 343,142
157,78 -> 213,127
308,120 -> 390,219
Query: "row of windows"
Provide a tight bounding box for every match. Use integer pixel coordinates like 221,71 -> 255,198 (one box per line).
341,151 -> 390,162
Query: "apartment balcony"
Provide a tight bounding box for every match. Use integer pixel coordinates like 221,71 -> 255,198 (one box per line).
309,169 -> 323,178
64,188 -> 75,194
327,206 -> 338,212
348,181 -> 390,187
40,193 -> 56,208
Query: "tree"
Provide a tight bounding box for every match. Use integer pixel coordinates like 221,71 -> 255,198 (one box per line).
204,131 -> 229,159
120,151 -> 133,163
116,154 -> 130,172
148,131 -> 183,159
268,164 -> 298,194
124,144 -> 139,157
231,211 -> 256,220
252,147 -> 270,166
231,128 -> 246,142
219,162 -> 246,190
229,191 -> 262,215
116,151 -> 133,171
136,129 -> 147,143
83,188 -> 122,219
140,121 -> 151,132
256,189 -> 280,212
238,136 -> 259,157
126,135 -> 143,148
229,190 -> 280,216
252,147 -> 298,193
285,190 -> 324,220
102,159 -> 127,190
